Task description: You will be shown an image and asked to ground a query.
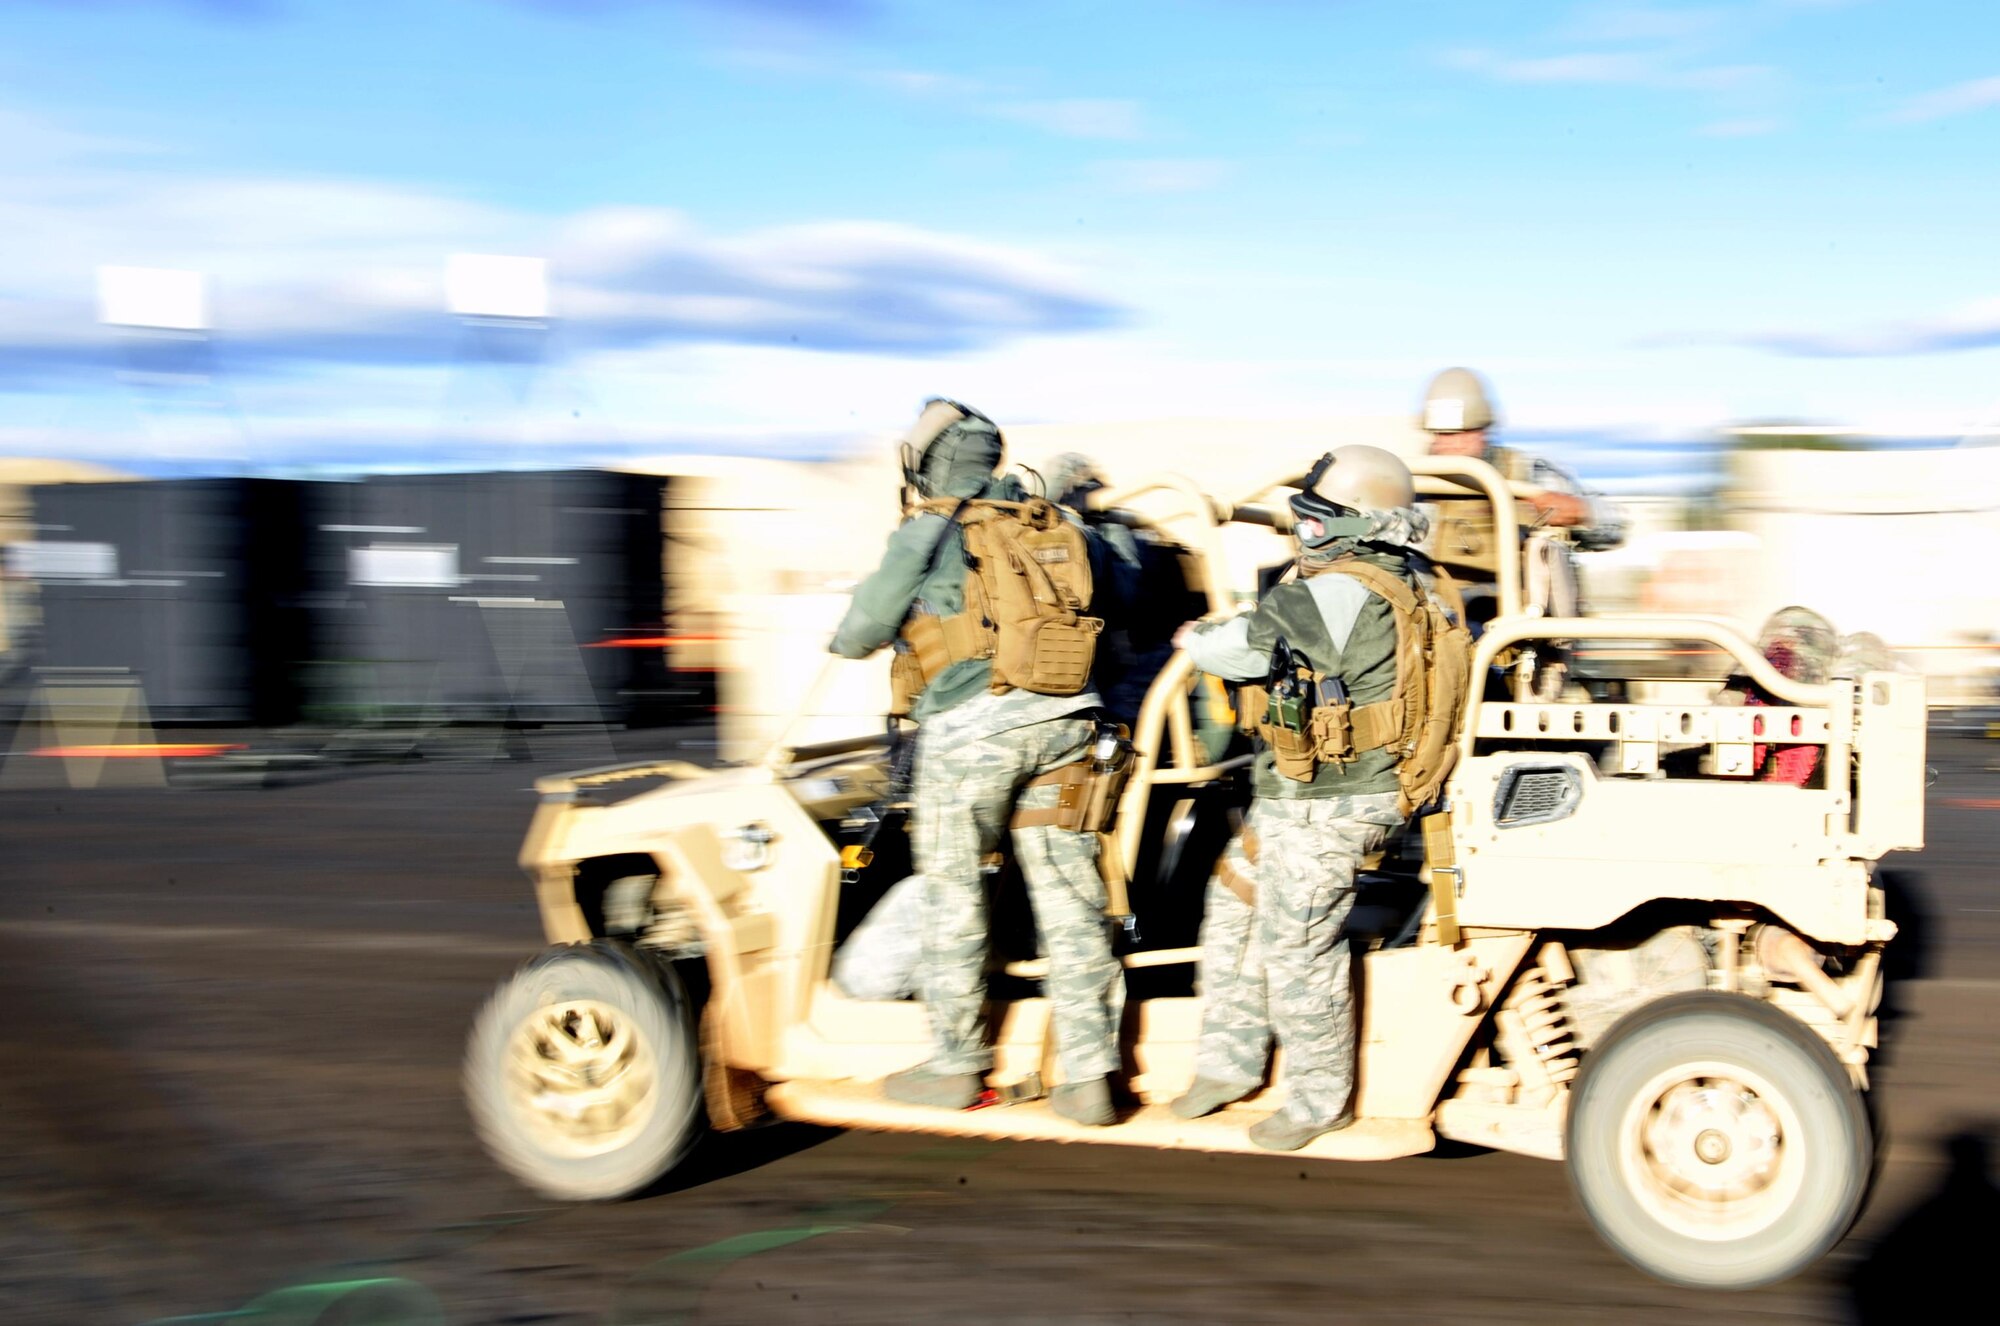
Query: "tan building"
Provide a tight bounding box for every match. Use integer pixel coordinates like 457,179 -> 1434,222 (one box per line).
631,422 -> 2000,755
619,454 -> 905,756
1719,442 -> 2000,704
0,458 -> 136,655
632,417 -> 1432,754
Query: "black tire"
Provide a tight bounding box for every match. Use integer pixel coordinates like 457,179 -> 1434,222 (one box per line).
465,941 -> 704,1201
1565,991 -> 1871,1290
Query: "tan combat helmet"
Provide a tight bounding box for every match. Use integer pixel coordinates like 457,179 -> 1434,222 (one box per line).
1045,452 -> 1107,507
1420,366 -> 1497,434
1290,444 -> 1416,548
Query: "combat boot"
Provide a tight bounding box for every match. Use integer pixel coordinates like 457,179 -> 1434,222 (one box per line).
884,1065 -> 982,1109
1169,1077 -> 1256,1120
1050,1076 -> 1114,1126
1248,1109 -> 1355,1152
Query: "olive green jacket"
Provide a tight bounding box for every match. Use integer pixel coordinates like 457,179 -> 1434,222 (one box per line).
1186,546 -> 1418,800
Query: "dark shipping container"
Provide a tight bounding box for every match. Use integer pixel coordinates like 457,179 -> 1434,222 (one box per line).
327,470 -> 673,725
25,478 -> 341,725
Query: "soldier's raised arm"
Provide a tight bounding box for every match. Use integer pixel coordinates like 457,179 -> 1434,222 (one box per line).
1518,452 -> 1628,552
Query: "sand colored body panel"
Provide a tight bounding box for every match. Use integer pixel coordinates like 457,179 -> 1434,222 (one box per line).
766,1078 -> 1436,1160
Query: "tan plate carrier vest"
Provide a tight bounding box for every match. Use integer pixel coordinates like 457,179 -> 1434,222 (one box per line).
895,497 -> 1104,709
1234,559 -> 1473,819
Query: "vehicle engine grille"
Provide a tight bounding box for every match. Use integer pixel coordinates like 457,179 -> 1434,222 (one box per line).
1494,765 -> 1584,828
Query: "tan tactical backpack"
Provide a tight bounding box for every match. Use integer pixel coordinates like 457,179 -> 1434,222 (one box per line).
1239,560 -> 1473,815
1319,560 -> 1473,815
901,498 -> 1103,698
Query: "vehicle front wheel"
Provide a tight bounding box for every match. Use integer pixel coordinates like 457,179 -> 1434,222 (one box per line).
1566,991 -> 1870,1290
465,941 -> 704,1201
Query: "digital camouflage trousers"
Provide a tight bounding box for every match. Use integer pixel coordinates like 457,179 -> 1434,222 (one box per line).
1192,793 -> 1404,1126
909,716 -> 1120,1082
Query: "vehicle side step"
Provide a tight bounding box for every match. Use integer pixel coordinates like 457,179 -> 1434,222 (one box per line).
764,1078 -> 1435,1161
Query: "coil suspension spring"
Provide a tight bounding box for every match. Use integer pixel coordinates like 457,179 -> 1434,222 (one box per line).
1509,964 -> 1579,1084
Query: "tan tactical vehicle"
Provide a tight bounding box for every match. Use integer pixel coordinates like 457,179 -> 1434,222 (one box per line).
464,457 -> 1923,1290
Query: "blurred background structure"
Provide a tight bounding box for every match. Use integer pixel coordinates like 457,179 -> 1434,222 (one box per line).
6,416 -> 1999,766
2,0 -> 1997,762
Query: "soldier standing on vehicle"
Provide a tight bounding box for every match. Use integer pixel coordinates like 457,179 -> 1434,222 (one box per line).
1169,446 -> 1459,1151
828,400 -> 1122,1126
1418,366 -> 1626,551
1046,453 -> 1146,716
1045,452 -> 1235,761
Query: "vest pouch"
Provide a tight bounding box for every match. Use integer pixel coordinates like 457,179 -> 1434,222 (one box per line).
902,614 -> 954,681
1309,702 -> 1355,764
888,647 -> 926,717
1265,724 -> 1317,781
1235,684 -> 1269,737
998,613 -> 1103,696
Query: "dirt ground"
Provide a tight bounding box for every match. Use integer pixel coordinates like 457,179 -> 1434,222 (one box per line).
2,729 -> 1996,1325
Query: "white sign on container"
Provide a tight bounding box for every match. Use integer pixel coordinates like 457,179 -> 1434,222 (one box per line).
6,541 -> 118,580
350,543 -> 461,589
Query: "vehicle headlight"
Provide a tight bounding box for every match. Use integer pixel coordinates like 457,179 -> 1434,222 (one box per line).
722,822 -> 776,873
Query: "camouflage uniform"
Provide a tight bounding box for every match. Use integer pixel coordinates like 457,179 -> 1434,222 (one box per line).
1180,524 -> 1428,1133
1048,451 -> 1234,759
1192,794 -> 1402,1118
831,412 -> 1120,1092
1482,443 -> 1627,553
909,694 -> 1117,1080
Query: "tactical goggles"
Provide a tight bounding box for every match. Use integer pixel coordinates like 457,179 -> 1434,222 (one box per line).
1289,451 -> 1377,547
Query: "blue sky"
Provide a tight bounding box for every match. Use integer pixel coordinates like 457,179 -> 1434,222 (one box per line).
2,0 -> 1998,487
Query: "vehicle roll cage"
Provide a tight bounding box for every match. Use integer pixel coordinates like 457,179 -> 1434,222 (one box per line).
747,455 -> 1825,917
1096,456 -> 1831,888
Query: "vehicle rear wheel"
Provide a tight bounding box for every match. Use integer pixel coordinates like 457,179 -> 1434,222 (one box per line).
465,941 -> 703,1200
1566,991 -> 1870,1289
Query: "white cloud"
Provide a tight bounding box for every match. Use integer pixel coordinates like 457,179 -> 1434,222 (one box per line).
26,321 -> 1970,500
992,98 -> 1146,141
1698,116 -> 1783,137
725,54 -> 1153,143
1,0 -> 277,17
1438,3 -> 1796,131
1889,74 -> 2000,124
0,105 -> 1126,384
1742,296 -> 2000,357
1089,158 -> 1232,195
1444,46 -> 1775,94
1444,47 -> 1649,85
863,67 -> 949,96
0,106 -> 154,170
1559,3 -> 1730,45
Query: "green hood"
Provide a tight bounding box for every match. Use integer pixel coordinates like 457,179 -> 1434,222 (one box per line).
918,417 -> 1005,499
